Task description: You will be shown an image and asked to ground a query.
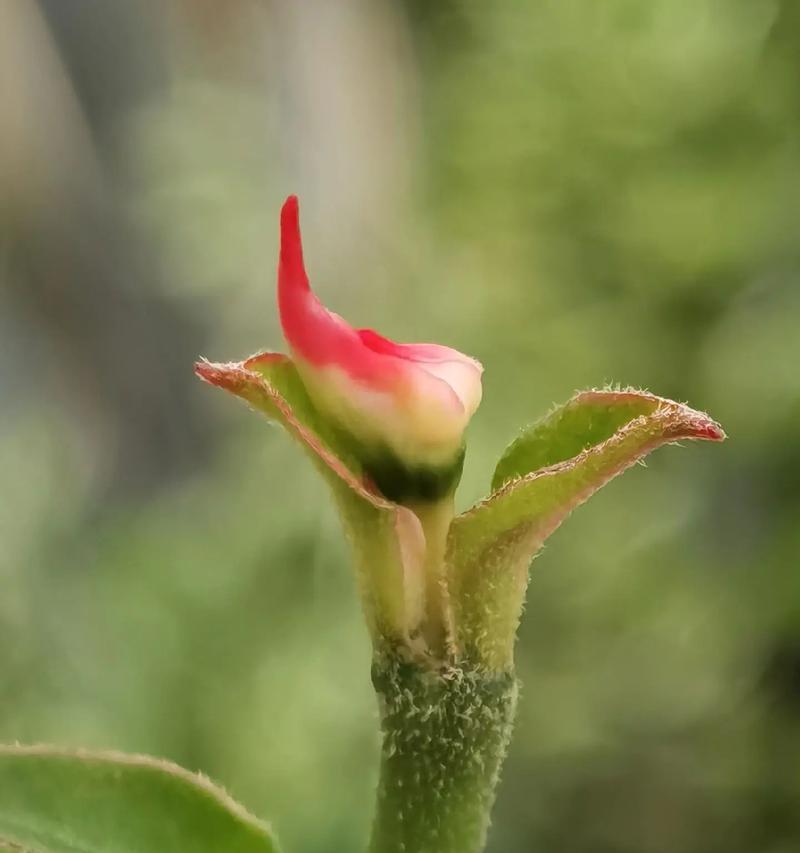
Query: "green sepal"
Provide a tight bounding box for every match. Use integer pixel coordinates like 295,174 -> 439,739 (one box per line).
448,389 -> 725,671
195,353 -> 425,644
492,391 -> 665,490
0,745 -> 279,852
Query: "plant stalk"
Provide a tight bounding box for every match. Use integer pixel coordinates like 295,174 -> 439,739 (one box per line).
368,654 -> 518,853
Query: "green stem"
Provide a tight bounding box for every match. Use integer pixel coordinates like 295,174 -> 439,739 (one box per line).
405,497 -> 457,657
368,654 -> 518,853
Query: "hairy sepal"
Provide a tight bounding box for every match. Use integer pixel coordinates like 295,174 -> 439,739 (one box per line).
195,353 -> 424,643
448,390 -> 725,671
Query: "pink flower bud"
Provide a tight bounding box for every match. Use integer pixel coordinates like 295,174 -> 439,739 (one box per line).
277,196 -> 482,488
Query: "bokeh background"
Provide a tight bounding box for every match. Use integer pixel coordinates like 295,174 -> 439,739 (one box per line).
2,2 -> 799,851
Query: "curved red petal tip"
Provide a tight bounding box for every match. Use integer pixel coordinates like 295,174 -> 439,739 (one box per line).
279,194 -> 308,292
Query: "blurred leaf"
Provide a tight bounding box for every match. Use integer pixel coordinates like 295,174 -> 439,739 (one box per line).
194,353 -> 424,643
449,390 -> 724,670
0,745 -> 279,853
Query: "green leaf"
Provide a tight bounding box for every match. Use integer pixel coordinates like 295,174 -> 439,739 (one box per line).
0,745 -> 279,853
492,391 -> 665,491
195,353 -> 424,643
448,390 -> 725,671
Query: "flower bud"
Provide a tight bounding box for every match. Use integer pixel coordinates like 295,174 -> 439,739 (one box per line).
277,196 -> 482,502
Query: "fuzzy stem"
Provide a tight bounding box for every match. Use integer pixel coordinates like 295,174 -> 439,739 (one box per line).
368,654 -> 518,853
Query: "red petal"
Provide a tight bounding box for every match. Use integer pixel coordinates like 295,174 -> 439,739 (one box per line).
275,196 -> 480,421
277,196 -> 397,387
357,328 -> 405,357
358,328 -> 482,369
278,196 -> 309,294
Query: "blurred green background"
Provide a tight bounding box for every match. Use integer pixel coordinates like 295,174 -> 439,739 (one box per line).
1,2 -> 799,851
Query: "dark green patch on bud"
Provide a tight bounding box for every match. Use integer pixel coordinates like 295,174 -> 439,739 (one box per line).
362,446 -> 466,504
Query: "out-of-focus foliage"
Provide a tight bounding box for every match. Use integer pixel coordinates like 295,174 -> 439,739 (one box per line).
0,2 -> 798,851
